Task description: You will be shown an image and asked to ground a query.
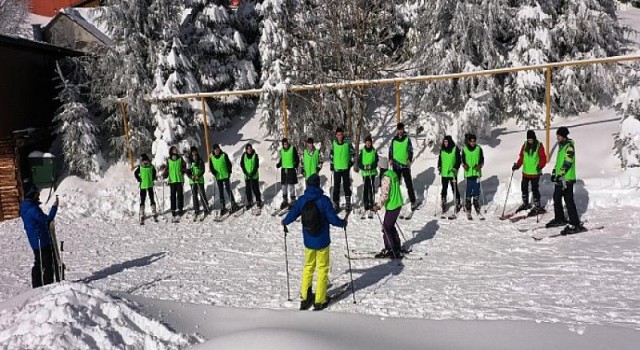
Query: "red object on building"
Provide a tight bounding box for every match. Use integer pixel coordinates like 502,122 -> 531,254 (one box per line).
30,0 -> 99,17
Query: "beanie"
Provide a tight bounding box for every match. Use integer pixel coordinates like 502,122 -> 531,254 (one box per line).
397,122 -> 405,130
306,174 -> 320,187
364,134 -> 373,143
526,130 -> 537,140
556,127 -> 569,138
25,186 -> 40,200
140,153 -> 150,162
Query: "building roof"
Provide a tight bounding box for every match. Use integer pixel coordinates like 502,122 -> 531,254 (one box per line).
0,34 -> 83,56
44,7 -> 114,47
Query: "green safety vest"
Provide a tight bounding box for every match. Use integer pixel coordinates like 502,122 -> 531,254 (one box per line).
210,154 -> 230,180
360,148 -> 378,177
440,146 -> 458,178
139,165 -> 154,189
303,148 -> 320,179
243,153 -> 259,180
522,141 -> 541,176
392,137 -> 410,166
384,169 -> 403,211
332,140 -> 350,171
189,161 -> 205,185
554,140 -> 576,181
168,158 -> 183,184
463,146 -> 482,178
280,147 -> 295,169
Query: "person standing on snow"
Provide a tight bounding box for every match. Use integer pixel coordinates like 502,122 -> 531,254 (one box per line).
546,127 -> 585,234
330,127 -> 355,212
437,135 -> 462,213
163,146 -> 186,222
282,174 -> 347,311
187,146 -> 210,219
512,130 -> 547,214
302,138 -> 322,181
240,143 -> 263,209
19,186 -> 59,287
389,123 -> 417,210
372,157 -> 404,258
209,144 -> 239,214
134,153 -> 158,223
461,134 -> 485,217
357,135 -> 379,212
276,138 -> 300,209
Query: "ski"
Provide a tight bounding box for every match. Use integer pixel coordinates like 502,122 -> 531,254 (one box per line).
476,211 -> 486,221
345,253 -> 422,261
509,209 -> 547,223
533,225 -> 604,241
251,208 -> 261,216
351,248 -> 412,255
48,220 -> 65,281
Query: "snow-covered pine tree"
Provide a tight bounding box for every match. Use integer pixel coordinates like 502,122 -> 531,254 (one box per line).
614,62 -> 640,168
0,0 -> 28,37
53,59 -> 103,181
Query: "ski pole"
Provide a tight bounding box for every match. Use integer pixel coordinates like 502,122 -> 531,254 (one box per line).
283,225 -> 291,301
342,213 -> 357,304
37,237 -> 44,286
501,170 -> 515,218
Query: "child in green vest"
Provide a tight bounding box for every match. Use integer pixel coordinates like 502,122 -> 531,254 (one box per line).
330,127 -> 355,212
512,130 -> 547,214
302,138 -> 322,180
134,153 -> 158,224
546,127 -> 584,234
437,135 -> 462,213
209,144 -> 238,214
372,157 -> 404,258
357,135 -> 379,212
276,138 -> 300,210
187,146 -> 210,219
240,143 -> 263,209
162,146 -> 186,222
389,123 -> 417,210
461,134 -> 484,218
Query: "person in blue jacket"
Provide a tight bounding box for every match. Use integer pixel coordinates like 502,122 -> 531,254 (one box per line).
282,174 -> 347,311
19,186 -> 59,288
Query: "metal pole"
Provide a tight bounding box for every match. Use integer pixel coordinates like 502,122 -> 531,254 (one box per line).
201,98 -> 211,161
545,68 -> 552,159
342,214 -> 357,304
394,83 -> 401,124
120,102 -> 134,170
282,94 -> 289,138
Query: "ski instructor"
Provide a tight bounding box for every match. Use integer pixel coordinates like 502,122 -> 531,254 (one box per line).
19,186 -> 60,288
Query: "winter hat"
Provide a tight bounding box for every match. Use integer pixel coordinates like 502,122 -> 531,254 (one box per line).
212,144 -> 221,151
281,138 -> 289,144
190,146 -> 198,153
556,127 -> 569,138
25,186 -> 40,200
364,135 -> 373,143
378,157 -> 389,169
444,135 -> 454,146
336,127 -> 344,134
306,137 -> 315,144
140,153 -> 150,162
306,174 -> 321,188
397,122 -> 405,130
466,133 -> 477,142
526,130 -> 537,140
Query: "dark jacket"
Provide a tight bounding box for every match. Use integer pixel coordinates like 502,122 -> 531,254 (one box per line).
162,155 -> 187,179
388,134 -> 414,169
187,154 -> 205,180
437,136 -> 462,171
209,152 -> 233,178
282,186 -> 346,250
461,144 -> 485,168
240,152 -> 260,178
20,199 -> 58,250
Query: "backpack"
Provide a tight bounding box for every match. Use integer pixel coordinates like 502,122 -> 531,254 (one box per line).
302,200 -> 323,235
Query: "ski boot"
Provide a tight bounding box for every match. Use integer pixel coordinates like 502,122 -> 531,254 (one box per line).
454,199 -> 462,213
411,200 -> 418,211
313,297 -> 331,311
231,201 -> 240,212
151,204 -> 158,221
299,287 -> 315,310
246,201 -> 254,210
256,200 -> 264,209
473,196 -> 481,214
334,201 -> 341,211
375,248 -> 393,258
516,201 -> 532,213
528,200 -> 545,216
545,217 -> 568,228
280,199 -> 289,210
560,223 -> 587,235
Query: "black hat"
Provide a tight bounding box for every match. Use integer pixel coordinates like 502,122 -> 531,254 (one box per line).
364,135 -> 373,143
306,174 -> 320,187
245,143 -> 253,150
466,133 -> 477,142
140,153 -> 150,161
190,146 -> 198,153
25,186 -> 40,200
212,143 -> 221,151
397,122 -> 405,130
281,138 -> 289,145
306,137 -> 314,144
336,127 -> 344,133
556,127 -> 569,138
526,130 -> 537,140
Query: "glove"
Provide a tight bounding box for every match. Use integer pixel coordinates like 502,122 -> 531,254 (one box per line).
474,164 -> 482,171
365,165 -> 371,170
276,161 -> 281,169
463,164 -> 469,171
353,166 -> 359,173
512,163 -> 519,171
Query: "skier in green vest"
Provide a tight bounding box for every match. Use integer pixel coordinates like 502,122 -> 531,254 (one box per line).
546,127 -> 584,234
437,135 -> 462,213
240,143 -> 263,209
389,123 -> 417,210
330,127 -> 355,212
461,134 -> 484,218
187,146 -> 210,220
134,153 -> 158,224
162,146 -> 186,222
372,157 -> 404,258
209,144 -> 239,214
302,138 -> 322,180
357,135 -> 379,212
276,138 -> 300,210
512,130 -> 547,215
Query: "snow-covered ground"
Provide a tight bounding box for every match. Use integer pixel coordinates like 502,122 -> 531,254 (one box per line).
1,6 -> 640,350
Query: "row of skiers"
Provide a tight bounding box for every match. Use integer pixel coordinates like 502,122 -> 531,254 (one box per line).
133,122 -> 584,234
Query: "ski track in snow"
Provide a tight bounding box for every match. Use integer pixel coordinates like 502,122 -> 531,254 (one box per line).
2,108 -> 640,333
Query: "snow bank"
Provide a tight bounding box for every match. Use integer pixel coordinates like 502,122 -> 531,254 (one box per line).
0,282 -> 194,350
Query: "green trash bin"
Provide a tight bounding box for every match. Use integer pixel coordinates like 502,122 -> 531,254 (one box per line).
28,152 -> 55,187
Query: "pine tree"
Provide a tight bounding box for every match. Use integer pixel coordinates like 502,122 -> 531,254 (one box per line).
54,59 -> 103,181
614,62 -> 640,168
0,0 -> 28,37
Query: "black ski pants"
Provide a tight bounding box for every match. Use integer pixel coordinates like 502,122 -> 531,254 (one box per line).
245,178 -> 262,204
191,183 -> 209,214
332,170 -> 352,204
553,182 -> 580,225
362,175 -> 376,210
395,167 -> 416,204
521,177 -> 540,203
140,188 -> 156,207
440,177 -> 460,202
32,245 -> 59,288
169,182 -> 184,215
216,179 -> 235,208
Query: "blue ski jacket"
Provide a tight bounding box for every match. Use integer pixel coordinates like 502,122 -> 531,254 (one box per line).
20,199 -> 57,250
282,186 -> 346,250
